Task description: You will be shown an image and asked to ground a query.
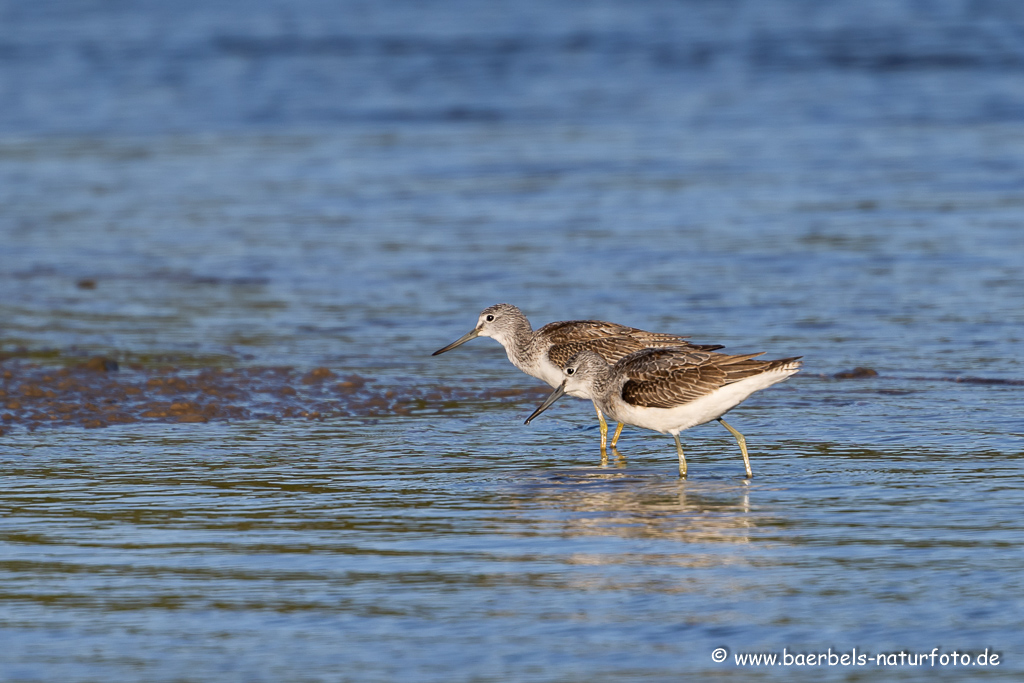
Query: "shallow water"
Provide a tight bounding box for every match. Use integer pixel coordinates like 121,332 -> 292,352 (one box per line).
3,414 -> 1022,681
2,0 -> 1024,680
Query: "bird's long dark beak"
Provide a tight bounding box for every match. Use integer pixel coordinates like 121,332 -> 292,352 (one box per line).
432,329 -> 480,356
525,383 -> 567,425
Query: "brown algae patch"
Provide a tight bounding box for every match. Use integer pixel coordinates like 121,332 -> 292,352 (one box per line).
0,356 -> 548,434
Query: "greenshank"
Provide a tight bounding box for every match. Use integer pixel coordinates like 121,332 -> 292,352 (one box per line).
525,347 -> 801,478
432,303 -> 722,448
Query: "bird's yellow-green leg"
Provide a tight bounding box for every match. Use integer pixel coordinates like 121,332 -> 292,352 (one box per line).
595,404 -> 609,450
718,418 -> 752,478
673,434 -> 687,478
610,422 -> 625,448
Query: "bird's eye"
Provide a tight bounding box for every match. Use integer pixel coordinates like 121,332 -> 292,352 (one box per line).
566,367 -> 575,375
485,314 -> 495,322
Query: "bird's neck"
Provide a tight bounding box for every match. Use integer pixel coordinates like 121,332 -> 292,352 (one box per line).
493,317 -> 534,367
590,367 -> 615,401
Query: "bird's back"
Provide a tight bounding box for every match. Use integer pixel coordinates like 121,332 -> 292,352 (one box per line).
618,348 -> 802,410
538,321 -> 722,368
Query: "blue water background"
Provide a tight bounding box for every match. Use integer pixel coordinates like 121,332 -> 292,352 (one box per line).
2,0 -> 1023,680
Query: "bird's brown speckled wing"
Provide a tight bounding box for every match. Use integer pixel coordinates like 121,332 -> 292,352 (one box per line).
620,348 -> 799,409
538,321 -> 722,367
545,337 -> 643,369
538,320 -> 686,344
